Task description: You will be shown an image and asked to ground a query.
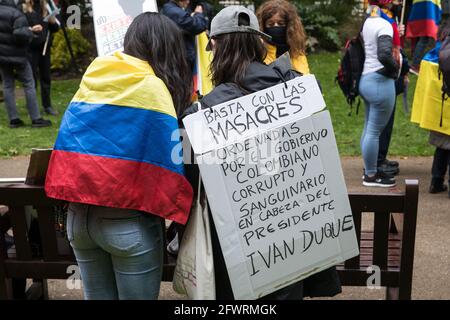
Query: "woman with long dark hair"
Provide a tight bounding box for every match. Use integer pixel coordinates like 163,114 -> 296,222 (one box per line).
45,13 -> 193,300
256,0 -> 310,74
184,5 -> 342,300
122,13 -> 193,115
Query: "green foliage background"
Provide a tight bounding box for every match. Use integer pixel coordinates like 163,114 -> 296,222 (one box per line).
51,29 -> 91,71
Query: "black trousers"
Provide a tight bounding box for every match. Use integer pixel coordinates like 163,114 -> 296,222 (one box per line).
378,102 -> 396,166
29,47 -> 52,109
431,147 -> 450,184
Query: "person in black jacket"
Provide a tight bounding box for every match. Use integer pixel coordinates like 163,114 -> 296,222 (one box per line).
161,0 -> 208,72
0,0 -> 51,128
182,5 -> 342,300
23,0 -> 59,116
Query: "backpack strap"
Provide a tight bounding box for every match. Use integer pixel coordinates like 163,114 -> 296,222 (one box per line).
441,91 -> 448,127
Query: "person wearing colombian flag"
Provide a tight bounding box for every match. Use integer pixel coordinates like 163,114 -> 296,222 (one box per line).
256,0 -> 310,75
44,13 -> 193,300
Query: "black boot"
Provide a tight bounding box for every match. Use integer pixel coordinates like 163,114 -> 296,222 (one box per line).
9,118 -> 25,128
44,107 -> 59,116
429,178 -> 448,194
31,118 -> 52,128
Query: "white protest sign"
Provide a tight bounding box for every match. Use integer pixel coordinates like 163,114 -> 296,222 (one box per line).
91,0 -> 158,57
184,75 -> 326,155
183,76 -> 359,300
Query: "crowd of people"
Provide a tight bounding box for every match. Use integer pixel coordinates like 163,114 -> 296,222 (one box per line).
0,0 -> 449,300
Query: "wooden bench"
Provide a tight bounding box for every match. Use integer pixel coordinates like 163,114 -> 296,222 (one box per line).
0,183 -> 176,299
337,179 -> 419,300
0,180 -> 418,300
0,184 -> 72,299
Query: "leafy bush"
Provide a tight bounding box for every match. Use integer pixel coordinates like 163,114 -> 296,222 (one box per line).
51,29 -> 91,71
241,0 -> 361,51
297,8 -> 341,51
294,0 -> 361,52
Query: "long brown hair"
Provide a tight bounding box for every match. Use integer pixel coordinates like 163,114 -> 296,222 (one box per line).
22,0 -> 34,13
256,0 -> 307,57
210,32 -> 266,88
124,13 -> 192,116
40,0 -> 49,17
23,1 -> 50,17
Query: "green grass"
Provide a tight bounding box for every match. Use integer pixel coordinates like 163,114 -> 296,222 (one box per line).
309,52 -> 433,156
0,52 -> 434,158
0,79 -> 80,158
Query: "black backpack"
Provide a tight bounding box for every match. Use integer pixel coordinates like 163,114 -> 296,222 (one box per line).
439,35 -> 450,126
336,33 -> 365,116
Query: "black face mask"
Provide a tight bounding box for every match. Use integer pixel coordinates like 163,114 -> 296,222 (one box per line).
265,26 -> 288,46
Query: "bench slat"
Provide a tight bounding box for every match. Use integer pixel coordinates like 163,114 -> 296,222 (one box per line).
348,194 -> 404,213
35,207 -> 59,262
337,269 -> 399,286
0,218 -> 9,299
359,248 -> 401,256
360,232 -> 402,241
344,209 -> 361,269
4,259 -> 76,279
8,207 -> 32,261
373,212 -> 390,270
397,180 -> 419,300
360,240 -> 401,249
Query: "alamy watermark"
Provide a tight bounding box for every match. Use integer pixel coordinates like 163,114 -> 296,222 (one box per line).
366,265 -> 381,290
66,265 -> 82,290
66,5 -> 81,30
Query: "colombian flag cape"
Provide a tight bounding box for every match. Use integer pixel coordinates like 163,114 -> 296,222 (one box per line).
406,0 -> 442,40
45,52 -> 193,224
411,43 -> 450,136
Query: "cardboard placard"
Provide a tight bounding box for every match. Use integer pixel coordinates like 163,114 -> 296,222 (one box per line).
183,76 -> 359,300
184,75 -> 326,155
91,0 -> 158,57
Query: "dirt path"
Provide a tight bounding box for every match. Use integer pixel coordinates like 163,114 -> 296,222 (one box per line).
1,156 -> 448,300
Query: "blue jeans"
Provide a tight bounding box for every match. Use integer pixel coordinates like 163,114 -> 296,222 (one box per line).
67,203 -> 163,300
378,101 -> 396,166
359,72 -> 395,175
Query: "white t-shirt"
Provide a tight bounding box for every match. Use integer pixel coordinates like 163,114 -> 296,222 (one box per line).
361,16 -> 393,75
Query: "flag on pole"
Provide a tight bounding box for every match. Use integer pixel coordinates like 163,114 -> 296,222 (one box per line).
406,0 -> 442,40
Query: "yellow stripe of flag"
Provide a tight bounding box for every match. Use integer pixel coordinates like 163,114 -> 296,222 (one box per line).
412,0 -> 441,7
72,52 -> 177,118
411,59 -> 450,135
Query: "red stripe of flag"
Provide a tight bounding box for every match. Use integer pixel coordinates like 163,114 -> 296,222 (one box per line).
45,151 -> 193,225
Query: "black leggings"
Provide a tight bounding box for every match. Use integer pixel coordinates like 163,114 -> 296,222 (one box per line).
431,147 -> 450,185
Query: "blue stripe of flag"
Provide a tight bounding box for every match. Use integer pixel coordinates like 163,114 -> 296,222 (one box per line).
409,1 -> 442,23
54,101 -> 184,175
